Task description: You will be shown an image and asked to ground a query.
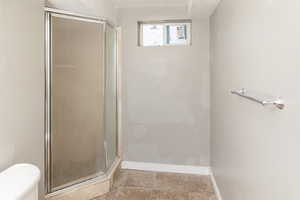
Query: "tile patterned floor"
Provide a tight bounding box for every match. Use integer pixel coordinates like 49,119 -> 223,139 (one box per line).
93,169 -> 217,200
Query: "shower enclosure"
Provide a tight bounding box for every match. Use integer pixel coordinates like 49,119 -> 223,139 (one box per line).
45,9 -> 119,194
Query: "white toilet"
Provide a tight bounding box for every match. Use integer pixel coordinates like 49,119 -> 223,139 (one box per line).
0,164 -> 40,200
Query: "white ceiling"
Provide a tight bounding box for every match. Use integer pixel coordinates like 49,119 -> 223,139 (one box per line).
112,0 -> 189,9
189,0 -> 220,17
112,0 -> 220,17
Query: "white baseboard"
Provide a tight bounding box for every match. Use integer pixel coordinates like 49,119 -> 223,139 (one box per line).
210,171 -> 223,200
121,161 -> 211,175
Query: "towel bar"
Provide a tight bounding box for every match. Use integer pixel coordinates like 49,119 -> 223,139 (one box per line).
231,88 -> 285,110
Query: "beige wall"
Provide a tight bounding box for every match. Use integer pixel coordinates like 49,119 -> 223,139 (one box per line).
211,0 -> 299,199
119,7 -> 210,166
0,0 -> 45,198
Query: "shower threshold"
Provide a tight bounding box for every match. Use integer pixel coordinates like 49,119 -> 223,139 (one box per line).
45,157 -> 121,200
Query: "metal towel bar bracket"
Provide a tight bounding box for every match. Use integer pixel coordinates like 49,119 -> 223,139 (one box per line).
231,88 -> 285,110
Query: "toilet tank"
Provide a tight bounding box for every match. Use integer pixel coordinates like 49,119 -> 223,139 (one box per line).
0,164 -> 40,200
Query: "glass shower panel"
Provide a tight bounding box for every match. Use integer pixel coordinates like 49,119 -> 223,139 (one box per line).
51,16 -> 105,190
105,25 -> 118,169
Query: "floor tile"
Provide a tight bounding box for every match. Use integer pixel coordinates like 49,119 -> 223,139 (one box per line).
189,192 -> 216,200
93,189 -> 118,200
184,175 -> 214,193
124,170 -> 156,188
113,169 -> 127,188
93,196 -> 105,200
155,172 -> 187,192
151,190 -> 189,200
115,187 -> 152,200
91,170 -> 216,200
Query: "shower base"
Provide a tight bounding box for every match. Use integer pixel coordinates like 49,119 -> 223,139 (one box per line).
45,157 -> 121,200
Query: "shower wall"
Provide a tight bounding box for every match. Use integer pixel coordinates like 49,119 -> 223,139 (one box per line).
210,0 -> 300,199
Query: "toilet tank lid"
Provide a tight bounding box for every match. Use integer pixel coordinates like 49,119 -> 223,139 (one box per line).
0,164 -> 40,200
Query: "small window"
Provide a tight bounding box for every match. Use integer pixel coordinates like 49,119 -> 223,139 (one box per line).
138,20 -> 192,47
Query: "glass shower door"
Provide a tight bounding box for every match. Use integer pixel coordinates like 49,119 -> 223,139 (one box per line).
104,24 -> 118,169
50,14 -> 106,191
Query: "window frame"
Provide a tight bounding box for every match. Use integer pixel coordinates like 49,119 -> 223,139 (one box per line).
138,19 -> 192,47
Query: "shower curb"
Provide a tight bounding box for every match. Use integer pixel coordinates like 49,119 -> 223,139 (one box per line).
45,158 -> 121,200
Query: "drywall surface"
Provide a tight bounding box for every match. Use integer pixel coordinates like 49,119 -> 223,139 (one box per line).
119,7 -> 210,166
46,0 -> 117,24
211,0 -> 299,199
0,0 -> 45,198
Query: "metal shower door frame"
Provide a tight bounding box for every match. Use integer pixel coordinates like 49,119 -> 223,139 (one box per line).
44,8 -> 119,194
